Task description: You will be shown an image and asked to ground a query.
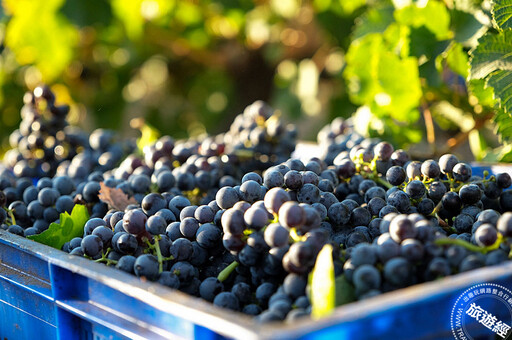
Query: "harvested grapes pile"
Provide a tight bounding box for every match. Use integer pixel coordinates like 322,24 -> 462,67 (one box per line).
1,86 -> 512,323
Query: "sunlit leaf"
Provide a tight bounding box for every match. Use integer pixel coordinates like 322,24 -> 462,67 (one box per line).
310,244 -> 336,319
493,0 -> 512,31
394,0 -> 452,40
446,42 -> 469,78
28,205 -> 89,250
487,69 -> 512,114
450,8 -> 486,45
353,3 -> 394,40
4,1 -> 78,81
344,34 -> 422,123
469,79 -> 495,107
469,30 -> 512,80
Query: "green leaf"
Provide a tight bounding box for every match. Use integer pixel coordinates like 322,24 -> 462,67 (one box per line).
134,121 -> 161,153
335,275 -> 356,306
60,0 -> 112,27
446,42 -> 470,78
111,0 -> 144,40
469,30 -> 512,79
28,205 -> 89,250
353,4 -> 395,40
493,0 -> 512,31
494,107 -> 512,140
310,244 -> 335,319
344,34 -> 422,123
394,0 -> 452,40
4,0 -> 78,81
469,79 -> 495,106
450,9 -> 486,45
487,69 -> 512,114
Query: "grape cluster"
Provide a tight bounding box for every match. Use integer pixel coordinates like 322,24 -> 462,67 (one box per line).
3,86 -> 134,180
4,86 -> 81,178
2,87 -> 512,324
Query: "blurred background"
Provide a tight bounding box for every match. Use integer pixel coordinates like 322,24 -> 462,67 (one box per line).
0,0 -> 505,161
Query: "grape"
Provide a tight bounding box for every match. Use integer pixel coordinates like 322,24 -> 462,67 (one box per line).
142,193 -> 167,216
145,215 -> 167,235
264,223 -> 290,248
497,212 -> 512,237
116,233 -> 138,255
497,173 -> 512,189
438,154 -> 459,174
452,163 -> 472,182
441,192 -> 462,213
279,202 -> 306,229
81,235 -> 103,257
169,238 -> 193,261
405,180 -> 425,200
453,214 -> 474,233
353,265 -> 381,295
123,209 -> 148,236
459,184 -> 482,205
327,202 -> 350,226
389,215 -> 417,243
199,277 -> 224,302
383,257 -> 411,287
474,223 -> 498,247
297,183 -> 320,204
387,190 -> 411,213
134,254 -> 160,281
351,243 -> 377,266
350,207 -> 371,227
421,160 -> 440,179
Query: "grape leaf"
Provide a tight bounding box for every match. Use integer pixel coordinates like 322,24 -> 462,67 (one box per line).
4,0 -> 78,81
493,0 -> 512,31
353,3 -> 394,40
469,30 -> 512,80
451,8 -> 486,45
335,275 -> 356,307
446,42 -> 470,78
494,108 -> 512,141
469,79 -> 495,107
310,244 -> 335,319
28,205 -> 89,250
98,182 -> 138,211
487,69 -> 512,114
394,0 -> 451,40
344,33 -> 422,123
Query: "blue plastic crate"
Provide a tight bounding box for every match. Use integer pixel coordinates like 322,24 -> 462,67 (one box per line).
2,228 -> 512,339
2,161 -> 512,339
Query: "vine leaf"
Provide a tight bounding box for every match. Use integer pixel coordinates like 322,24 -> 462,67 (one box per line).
493,0 -> 512,31
28,205 -> 89,250
310,244 -> 335,319
344,33 -> 422,123
98,182 -> 137,211
469,30 -> 512,80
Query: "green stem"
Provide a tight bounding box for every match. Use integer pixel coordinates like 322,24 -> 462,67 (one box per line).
5,208 -> 15,226
217,261 -> 239,282
375,176 -> 392,189
153,235 -> 164,274
290,228 -> 305,243
435,234 -> 503,254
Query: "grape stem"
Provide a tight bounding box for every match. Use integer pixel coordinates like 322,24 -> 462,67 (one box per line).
217,261 -> 239,282
4,208 -> 15,226
94,248 -> 118,266
145,235 -> 166,273
375,177 -> 393,190
435,234 -> 503,254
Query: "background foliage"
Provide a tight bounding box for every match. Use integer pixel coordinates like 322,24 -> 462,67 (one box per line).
0,0 -> 510,162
